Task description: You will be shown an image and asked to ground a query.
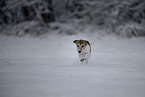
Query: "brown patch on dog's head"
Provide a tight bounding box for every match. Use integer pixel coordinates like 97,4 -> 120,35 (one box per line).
73,40 -> 78,44
73,39 -> 90,45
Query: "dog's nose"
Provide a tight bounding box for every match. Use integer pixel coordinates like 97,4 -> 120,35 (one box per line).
78,50 -> 81,53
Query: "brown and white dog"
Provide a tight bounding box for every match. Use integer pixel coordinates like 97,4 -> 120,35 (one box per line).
73,39 -> 91,63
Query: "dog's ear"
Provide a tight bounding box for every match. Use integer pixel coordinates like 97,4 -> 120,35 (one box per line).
85,40 -> 91,47
73,40 -> 78,44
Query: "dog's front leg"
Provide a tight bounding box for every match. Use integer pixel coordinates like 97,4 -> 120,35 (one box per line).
80,59 -> 84,64
85,59 -> 88,64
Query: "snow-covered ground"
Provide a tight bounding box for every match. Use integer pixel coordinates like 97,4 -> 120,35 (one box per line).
0,34 -> 145,97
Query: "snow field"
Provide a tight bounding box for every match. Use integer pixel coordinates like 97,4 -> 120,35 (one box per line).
0,34 -> 145,97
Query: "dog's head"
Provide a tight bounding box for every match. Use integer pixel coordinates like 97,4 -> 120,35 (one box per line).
73,39 -> 90,53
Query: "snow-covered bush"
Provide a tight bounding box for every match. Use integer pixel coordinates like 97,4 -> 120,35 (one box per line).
66,0 -> 145,37
0,0 -> 55,36
0,0 -> 55,25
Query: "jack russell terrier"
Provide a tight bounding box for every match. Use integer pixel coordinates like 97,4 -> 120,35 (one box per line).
73,39 -> 91,63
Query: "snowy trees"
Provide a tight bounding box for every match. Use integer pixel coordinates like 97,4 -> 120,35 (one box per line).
0,0 -> 55,25
0,0 -> 55,36
66,0 -> 145,37
0,0 -> 145,37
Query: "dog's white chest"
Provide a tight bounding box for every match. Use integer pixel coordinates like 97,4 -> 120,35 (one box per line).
78,45 -> 91,60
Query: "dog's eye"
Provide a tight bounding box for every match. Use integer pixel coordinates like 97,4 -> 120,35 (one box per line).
77,45 -> 79,47
82,45 -> 84,47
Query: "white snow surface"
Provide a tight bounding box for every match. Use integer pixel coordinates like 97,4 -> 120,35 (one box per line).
0,34 -> 145,97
